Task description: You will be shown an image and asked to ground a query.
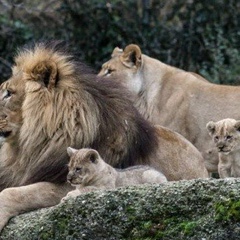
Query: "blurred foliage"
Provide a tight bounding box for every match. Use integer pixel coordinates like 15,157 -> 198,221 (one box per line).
0,0 -> 240,84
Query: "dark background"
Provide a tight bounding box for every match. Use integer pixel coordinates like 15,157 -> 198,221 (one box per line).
0,0 -> 240,84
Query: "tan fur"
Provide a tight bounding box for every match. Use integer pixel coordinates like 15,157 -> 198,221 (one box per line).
0,106 -> 21,146
0,42 -> 207,231
98,44 -> 240,174
62,147 -> 167,201
206,118 -> 240,178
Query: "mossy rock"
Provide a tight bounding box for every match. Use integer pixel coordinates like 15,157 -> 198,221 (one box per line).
1,179 -> 240,239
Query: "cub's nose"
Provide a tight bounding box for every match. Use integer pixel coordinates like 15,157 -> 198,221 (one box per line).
218,145 -> 225,151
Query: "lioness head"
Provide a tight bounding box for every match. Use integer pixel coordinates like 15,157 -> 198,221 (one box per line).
206,118 -> 240,154
98,44 -> 143,94
66,147 -> 100,186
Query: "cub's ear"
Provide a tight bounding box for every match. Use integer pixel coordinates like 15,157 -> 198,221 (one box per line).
67,147 -> 78,157
89,151 -> 98,164
206,121 -> 216,135
120,44 -> 142,68
31,60 -> 58,90
234,120 -> 240,132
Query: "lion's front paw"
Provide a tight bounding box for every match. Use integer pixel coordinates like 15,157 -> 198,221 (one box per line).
0,212 -> 11,232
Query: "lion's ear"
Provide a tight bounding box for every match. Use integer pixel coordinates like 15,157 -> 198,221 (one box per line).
31,60 -> 58,90
120,44 -> 142,68
234,120 -> 240,132
67,147 -> 78,157
206,121 -> 216,135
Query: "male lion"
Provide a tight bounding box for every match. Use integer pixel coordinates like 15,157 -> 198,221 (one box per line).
98,44 -> 240,174
0,106 -> 21,147
0,41 -> 207,231
207,118 -> 240,178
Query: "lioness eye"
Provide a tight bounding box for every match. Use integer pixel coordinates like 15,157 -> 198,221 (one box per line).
106,69 -> 114,76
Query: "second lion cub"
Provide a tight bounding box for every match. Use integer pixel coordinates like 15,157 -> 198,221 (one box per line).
62,147 -> 167,200
206,118 -> 240,178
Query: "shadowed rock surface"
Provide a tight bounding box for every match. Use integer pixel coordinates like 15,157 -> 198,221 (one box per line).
1,179 -> 240,240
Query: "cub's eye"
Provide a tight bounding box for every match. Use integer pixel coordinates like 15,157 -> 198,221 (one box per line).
75,167 -> 82,173
226,135 -> 232,141
214,136 -> 219,142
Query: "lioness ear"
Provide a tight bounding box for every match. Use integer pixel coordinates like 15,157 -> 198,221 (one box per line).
234,120 -> 240,132
120,44 -> 142,68
67,147 -> 78,157
206,121 -> 216,135
111,47 -> 123,57
31,60 -> 58,90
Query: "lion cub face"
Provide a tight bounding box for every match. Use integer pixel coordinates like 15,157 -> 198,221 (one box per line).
98,44 -> 143,94
206,118 -> 240,155
66,147 -> 100,186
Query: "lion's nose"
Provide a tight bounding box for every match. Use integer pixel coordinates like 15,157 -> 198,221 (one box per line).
67,174 -> 73,182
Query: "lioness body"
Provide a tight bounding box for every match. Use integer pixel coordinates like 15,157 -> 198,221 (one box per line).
206,118 -> 240,178
98,44 -> 240,173
0,42 -> 207,232
63,147 -> 167,200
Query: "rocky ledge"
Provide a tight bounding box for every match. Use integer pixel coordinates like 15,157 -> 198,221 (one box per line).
1,178 -> 240,240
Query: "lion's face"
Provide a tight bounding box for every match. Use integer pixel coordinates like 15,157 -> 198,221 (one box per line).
0,107 -> 21,145
0,43 -> 73,114
0,110 -> 10,146
0,69 -> 26,112
67,147 -> 100,186
0,102 -> 22,145
98,44 -> 143,94
206,118 -> 240,155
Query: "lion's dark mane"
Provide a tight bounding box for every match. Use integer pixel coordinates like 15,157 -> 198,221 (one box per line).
2,41 -> 159,186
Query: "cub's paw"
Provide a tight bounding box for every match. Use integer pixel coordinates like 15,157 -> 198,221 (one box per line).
60,190 -> 81,203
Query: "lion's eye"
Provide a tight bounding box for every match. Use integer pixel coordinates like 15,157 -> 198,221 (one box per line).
3,90 -> 12,99
75,167 -> 82,173
214,136 -> 219,142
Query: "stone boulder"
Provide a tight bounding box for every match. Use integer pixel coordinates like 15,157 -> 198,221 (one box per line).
1,179 -> 240,239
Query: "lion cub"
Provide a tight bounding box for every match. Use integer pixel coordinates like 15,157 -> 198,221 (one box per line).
206,118 -> 240,178
62,147 -> 167,200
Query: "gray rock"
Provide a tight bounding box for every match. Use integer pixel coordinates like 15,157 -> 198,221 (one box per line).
1,179 -> 240,240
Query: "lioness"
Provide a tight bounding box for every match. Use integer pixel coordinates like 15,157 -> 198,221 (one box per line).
0,41 -> 207,232
62,147 -> 167,200
98,44 -> 240,173
206,118 -> 240,178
